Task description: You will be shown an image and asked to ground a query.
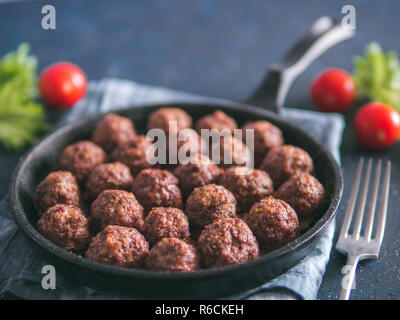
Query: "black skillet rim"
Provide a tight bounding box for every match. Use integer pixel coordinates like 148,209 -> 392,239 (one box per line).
9,100 -> 343,281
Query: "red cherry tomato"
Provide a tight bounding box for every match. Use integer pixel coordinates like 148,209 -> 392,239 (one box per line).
353,102 -> 400,150
310,68 -> 356,113
39,62 -> 87,109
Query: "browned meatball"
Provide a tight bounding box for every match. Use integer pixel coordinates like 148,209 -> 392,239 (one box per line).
85,162 -> 133,201
145,238 -> 200,272
242,121 -> 284,167
173,154 -> 222,196
34,171 -> 83,215
131,169 -> 183,212
246,196 -> 299,251
92,113 -> 137,152
37,204 -> 90,252
111,135 -> 153,176
195,110 -> 237,134
260,145 -> 314,188
141,207 -> 189,245
274,172 -> 326,224
210,134 -> 251,168
147,107 -> 192,133
90,190 -> 144,233
58,141 -> 107,184
185,184 -> 236,230
85,225 -> 149,268
219,166 -> 274,212
198,218 -> 259,268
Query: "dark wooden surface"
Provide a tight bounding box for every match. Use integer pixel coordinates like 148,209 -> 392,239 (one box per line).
0,0 -> 399,299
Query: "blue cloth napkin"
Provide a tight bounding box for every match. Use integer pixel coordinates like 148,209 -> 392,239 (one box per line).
0,78 -> 344,300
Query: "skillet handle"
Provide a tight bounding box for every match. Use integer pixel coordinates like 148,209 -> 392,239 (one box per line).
245,16 -> 354,113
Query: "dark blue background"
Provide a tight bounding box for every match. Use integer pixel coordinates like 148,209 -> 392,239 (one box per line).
0,0 -> 399,299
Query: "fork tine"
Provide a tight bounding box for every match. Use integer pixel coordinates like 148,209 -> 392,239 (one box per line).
363,160 -> 382,241
339,158 -> 363,238
352,158 -> 372,239
374,161 -> 391,245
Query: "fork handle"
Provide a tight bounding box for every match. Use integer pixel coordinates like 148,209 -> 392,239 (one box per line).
339,255 -> 360,300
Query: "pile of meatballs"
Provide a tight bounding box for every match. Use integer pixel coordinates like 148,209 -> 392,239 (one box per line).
34,108 -> 326,272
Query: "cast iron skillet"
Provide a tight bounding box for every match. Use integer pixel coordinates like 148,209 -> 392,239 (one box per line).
10,17 -> 351,299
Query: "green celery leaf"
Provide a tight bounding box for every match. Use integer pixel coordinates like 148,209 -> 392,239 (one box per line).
353,42 -> 400,112
0,43 -> 49,150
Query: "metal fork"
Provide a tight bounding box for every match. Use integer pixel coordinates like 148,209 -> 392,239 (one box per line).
336,158 -> 391,300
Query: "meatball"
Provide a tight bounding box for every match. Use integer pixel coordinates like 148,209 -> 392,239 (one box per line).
131,169 -> 183,212
246,196 -> 299,251
37,204 -> 90,252
145,237 -> 200,272
85,162 -> 133,201
111,135 -> 153,176
173,154 -> 222,196
34,171 -> 83,215
274,172 -> 326,225
58,141 -> 107,184
85,225 -> 149,268
219,166 -> 274,212
92,113 -> 137,152
195,110 -> 237,134
260,145 -> 314,188
90,190 -> 144,233
147,107 -> 192,134
198,218 -> 259,268
210,134 -> 251,168
242,121 -> 284,167
141,207 -> 190,245
185,184 -> 236,230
